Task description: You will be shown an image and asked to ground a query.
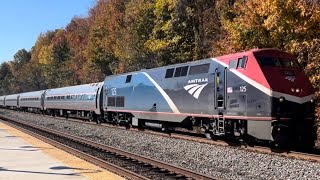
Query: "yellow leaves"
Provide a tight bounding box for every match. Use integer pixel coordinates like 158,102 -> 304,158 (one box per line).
38,45 -> 53,65
154,0 -> 175,17
145,38 -> 171,52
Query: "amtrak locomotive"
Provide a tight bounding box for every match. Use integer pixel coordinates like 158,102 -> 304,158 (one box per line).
0,49 -> 316,147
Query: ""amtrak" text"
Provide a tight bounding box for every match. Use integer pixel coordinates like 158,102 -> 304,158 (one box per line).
188,78 -> 208,84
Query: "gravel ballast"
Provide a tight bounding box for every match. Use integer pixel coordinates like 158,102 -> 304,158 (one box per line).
1,109 -> 320,180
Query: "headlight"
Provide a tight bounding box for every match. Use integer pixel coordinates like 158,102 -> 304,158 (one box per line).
311,98 -> 314,103
295,88 -> 300,93
279,97 -> 285,103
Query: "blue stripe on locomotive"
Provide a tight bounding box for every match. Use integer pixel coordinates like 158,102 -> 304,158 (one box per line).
104,72 -> 174,113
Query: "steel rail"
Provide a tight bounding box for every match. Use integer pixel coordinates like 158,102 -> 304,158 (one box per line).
0,118 -> 151,180
48,115 -> 320,162
0,115 -> 216,180
8,110 -> 320,163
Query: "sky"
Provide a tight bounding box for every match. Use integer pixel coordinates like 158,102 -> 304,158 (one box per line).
0,0 -> 95,63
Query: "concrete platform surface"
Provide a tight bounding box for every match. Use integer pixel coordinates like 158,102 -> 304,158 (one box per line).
0,122 -> 125,180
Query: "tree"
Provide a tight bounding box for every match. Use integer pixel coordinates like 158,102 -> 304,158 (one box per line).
213,0 -> 320,54
45,29 -> 72,88
0,62 -> 13,95
30,29 -> 72,88
31,31 -> 56,64
85,0 -> 128,78
114,0 -> 156,72
145,0 -> 218,65
13,49 -> 31,64
65,17 -> 90,84
145,0 -> 191,65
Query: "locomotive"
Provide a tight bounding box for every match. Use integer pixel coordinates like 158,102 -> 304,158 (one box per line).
0,48 -> 316,148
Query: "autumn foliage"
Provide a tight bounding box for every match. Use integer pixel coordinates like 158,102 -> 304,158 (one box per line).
0,0 -> 319,118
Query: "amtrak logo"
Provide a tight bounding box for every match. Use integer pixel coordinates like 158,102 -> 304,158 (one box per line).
188,78 -> 208,84
285,76 -> 295,82
184,83 -> 208,99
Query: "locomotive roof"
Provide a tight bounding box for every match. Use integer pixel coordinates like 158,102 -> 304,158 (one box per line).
214,48 -> 289,60
105,48 -> 282,78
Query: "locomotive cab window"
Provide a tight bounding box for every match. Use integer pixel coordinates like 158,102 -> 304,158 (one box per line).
174,66 -> 189,77
189,63 -> 210,75
180,66 -> 189,76
229,60 -> 237,69
256,56 -> 300,68
174,67 -> 182,77
237,56 -> 248,69
165,68 -> 174,78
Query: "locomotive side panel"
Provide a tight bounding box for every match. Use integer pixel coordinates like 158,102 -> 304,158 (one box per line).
104,72 -> 187,122
146,59 -> 217,115
225,71 -> 274,141
104,59 -> 230,122
225,70 -> 272,118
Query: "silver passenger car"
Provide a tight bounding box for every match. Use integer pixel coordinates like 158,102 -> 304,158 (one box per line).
0,96 -> 6,107
44,83 -> 103,116
5,94 -> 20,109
19,90 -> 46,112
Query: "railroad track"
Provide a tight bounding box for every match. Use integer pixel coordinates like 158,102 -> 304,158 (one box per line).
40,113 -> 320,163
0,115 -> 216,180
14,110 -> 320,164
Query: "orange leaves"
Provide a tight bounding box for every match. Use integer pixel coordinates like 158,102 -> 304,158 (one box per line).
1,0 -> 318,98
216,0 -> 320,53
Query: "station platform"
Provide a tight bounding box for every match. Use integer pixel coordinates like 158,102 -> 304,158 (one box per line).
0,122 -> 124,180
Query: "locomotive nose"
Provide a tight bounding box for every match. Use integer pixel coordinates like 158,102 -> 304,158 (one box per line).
265,69 -> 313,98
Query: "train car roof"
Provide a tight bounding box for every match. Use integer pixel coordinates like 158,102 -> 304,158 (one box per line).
45,82 -> 103,95
5,94 -> 20,98
19,90 -> 46,97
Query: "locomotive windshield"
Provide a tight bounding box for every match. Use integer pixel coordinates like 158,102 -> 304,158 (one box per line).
256,56 -> 301,68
